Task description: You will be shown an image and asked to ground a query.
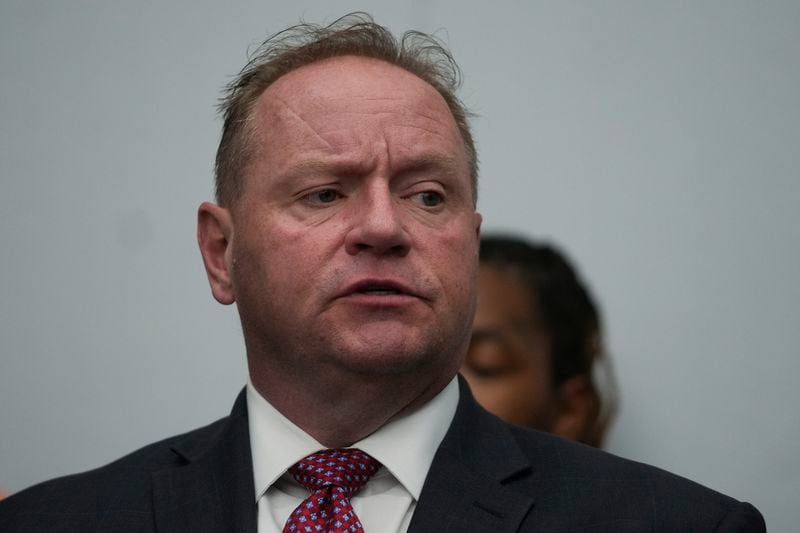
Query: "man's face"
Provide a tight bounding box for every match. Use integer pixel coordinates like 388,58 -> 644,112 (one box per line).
221,56 -> 481,382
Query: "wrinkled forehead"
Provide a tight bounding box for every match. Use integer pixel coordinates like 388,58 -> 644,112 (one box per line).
260,55 -> 451,116
248,55 -> 470,173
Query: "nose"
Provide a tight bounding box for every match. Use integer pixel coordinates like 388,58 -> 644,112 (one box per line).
344,182 -> 410,257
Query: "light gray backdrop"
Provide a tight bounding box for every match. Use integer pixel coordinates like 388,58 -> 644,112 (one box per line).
1,1 -> 797,530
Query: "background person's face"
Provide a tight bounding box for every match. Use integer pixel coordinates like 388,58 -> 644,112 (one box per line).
228,56 -> 481,382
463,266 -> 559,428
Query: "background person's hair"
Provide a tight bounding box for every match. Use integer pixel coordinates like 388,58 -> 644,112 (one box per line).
214,12 -> 477,207
479,234 -> 618,446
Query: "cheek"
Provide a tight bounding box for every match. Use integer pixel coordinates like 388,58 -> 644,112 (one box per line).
430,221 -> 480,289
245,216 -> 337,272
232,222 -> 297,298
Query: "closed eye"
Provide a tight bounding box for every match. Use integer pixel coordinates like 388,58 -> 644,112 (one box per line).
466,333 -> 522,378
464,362 -> 517,379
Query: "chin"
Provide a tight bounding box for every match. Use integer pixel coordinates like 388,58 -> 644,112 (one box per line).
330,335 -> 445,377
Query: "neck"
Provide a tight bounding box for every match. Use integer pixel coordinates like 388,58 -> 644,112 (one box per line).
248,361 -> 455,448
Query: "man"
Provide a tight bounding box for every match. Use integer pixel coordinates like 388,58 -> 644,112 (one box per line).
0,13 -> 765,532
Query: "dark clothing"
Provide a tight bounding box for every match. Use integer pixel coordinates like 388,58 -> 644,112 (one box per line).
0,378 -> 765,532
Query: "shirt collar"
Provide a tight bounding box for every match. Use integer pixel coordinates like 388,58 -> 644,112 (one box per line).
247,377 -> 459,502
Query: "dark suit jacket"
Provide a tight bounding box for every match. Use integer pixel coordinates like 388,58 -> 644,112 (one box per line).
0,378 -> 765,532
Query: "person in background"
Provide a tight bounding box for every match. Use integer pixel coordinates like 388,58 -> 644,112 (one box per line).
464,235 -> 617,446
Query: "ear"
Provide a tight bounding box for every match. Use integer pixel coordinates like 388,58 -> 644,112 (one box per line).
550,375 -> 599,445
197,202 -> 236,305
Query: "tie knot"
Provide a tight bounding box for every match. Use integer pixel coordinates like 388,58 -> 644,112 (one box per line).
289,448 -> 381,494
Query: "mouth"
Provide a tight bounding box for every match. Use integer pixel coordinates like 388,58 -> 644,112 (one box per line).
355,284 -> 404,296
340,279 -> 421,300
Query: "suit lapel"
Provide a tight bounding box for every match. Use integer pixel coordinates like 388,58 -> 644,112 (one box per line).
151,390 -> 257,533
148,379 -> 534,532
409,376 -> 535,533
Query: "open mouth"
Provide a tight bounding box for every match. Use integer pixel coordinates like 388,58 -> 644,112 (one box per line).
356,285 -> 403,296
342,279 -> 417,299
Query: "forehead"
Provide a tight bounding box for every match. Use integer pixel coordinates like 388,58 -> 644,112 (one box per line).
262,55 -> 450,117
249,56 -> 467,166
476,267 -> 538,325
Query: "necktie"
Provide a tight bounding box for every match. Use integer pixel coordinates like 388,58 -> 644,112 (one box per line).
283,448 -> 382,533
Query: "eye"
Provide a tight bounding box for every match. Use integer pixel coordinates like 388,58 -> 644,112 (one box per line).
465,335 -> 522,379
414,190 -> 444,207
305,188 -> 341,205
464,360 -> 514,379
465,351 -> 517,379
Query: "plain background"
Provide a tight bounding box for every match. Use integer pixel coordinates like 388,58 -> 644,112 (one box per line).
1,1 -> 797,529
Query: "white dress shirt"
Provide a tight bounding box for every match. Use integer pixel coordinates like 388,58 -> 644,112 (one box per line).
246,378 -> 459,533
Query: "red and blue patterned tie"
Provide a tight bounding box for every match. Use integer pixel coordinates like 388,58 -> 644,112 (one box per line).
283,448 -> 382,533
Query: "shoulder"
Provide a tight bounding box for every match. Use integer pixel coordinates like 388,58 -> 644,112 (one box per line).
505,424 -> 765,531
0,415 -> 231,532
444,377 -> 765,530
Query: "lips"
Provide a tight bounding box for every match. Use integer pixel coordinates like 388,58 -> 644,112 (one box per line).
339,279 -> 422,299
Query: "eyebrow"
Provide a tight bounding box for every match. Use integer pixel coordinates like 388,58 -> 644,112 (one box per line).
282,159 -> 337,177
395,153 -> 462,177
470,329 -> 508,345
283,153 -> 463,179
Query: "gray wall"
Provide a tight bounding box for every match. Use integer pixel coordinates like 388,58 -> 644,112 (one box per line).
1,2 -> 797,529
